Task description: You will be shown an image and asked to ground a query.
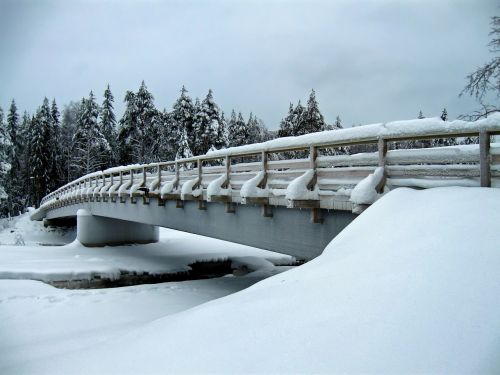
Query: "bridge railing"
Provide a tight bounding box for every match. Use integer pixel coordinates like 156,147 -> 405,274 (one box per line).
37,115 -> 500,216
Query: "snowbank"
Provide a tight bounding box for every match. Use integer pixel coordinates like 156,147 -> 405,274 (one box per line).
32,187 -> 500,373
350,166 -> 386,204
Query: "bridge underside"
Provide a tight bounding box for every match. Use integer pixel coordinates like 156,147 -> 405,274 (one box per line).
41,198 -> 357,260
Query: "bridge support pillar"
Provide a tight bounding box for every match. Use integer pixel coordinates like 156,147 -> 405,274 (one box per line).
77,209 -> 159,247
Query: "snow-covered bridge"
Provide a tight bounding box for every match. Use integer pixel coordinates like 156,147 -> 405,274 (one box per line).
31,115 -> 500,259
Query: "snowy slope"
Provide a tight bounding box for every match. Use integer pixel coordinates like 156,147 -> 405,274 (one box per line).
12,187 -> 500,373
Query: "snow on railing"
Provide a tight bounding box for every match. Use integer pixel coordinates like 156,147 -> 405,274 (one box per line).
34,114 -> 500,217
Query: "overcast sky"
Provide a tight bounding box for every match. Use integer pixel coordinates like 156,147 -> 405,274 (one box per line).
0,0 -> 497,129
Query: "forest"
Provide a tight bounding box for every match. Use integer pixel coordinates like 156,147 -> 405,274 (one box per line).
0,84 -> 336,215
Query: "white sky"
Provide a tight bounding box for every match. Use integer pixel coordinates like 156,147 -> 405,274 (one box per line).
0,0 -> 497,128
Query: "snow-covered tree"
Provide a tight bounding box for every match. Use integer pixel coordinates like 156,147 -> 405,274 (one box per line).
171,86 -> 195,151
175,125 -> 193,161
302,89 -> 326,134
60,102 -> 81,182
5,100 -> 24,214
99,85 -> 117,168
71,92 -> 109,176
117,81 -> 159,164
30,99 -> 52,205
47,99 -> 63,191
192,90 -> 224,155
440,108 -> 448,121
418,110 -> 425,119
228,111 -> 248,147
278,103 -> 294,137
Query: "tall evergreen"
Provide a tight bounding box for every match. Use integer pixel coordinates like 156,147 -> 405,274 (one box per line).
278,103 -> 294,137
72,92 -> 109,175
60,102 -> 81,182
418,110 -> 425,119
5,100 -> 24,214
171,86 -> 195,152
48,99 -> 63,191
303,89 -> 326,134
100,85 -> 117,168
291,100 -> 306,135
175,125 -> 193,160
117,81 -> 158,164
247,113 -> 262,144
228,111 -> 248,147
440,108 -> 448,121
0,107 -> 8,206
192,90 -> 224,155
30,99 -> 52,205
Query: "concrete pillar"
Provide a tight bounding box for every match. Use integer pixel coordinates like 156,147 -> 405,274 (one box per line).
77,209 -> 159,246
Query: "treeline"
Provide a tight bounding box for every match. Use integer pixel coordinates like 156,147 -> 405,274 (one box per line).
0,83 -> 331,214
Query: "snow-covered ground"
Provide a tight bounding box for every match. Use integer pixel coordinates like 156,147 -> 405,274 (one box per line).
0,213 -> 293,283
1,187 -> 500,373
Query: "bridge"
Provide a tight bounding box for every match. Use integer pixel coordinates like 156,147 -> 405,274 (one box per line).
31,115 -> 500,259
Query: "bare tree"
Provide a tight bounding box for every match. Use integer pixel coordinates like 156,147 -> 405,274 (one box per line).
460,16 -> 500,119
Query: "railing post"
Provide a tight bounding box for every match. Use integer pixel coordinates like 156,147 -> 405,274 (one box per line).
259,151 -> 268,188
479,130 -> 491,187
142,167 -> 146,186
376,137 -> 388,193
174,162 -> 180,190
307,146 -> 317,190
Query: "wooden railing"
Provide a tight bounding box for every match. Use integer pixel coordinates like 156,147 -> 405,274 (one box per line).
37,116 -> 500,217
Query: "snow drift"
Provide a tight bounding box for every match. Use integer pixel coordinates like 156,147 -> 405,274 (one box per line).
30,186 -> 500,373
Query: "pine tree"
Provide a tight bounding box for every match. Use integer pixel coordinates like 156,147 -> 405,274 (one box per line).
303,89 -> 326,134
228,111 -> 248,147
192,90 -> 224,155
292,100 -> 306,136
278,103 -> 294,137
71,92 -> 109,175
60,102 -> 81,182
247,113 -> 262,144
440,108 -> 448,121
175,125 -> 193,160
30,99 -> 52,205
418,110 -> 425,119
19,112 -> 31,206
334,116 -> 343,129
0,107 -> 8,209
100,85 -> 117,168
6,100 -> 24,214
117,81 -> 158,164
48,99 -> 63,191
171,86 -> 195,152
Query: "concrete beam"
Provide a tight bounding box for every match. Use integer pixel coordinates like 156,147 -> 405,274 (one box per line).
77,209 -> 159,247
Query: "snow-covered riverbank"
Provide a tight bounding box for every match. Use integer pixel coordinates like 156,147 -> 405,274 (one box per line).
1,187 -> 499,373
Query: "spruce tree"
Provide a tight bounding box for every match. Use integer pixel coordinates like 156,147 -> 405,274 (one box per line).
303,89 -> 326,134
278,103 -> 294,137
72,92 -> 109,175
175,125 -> 194,160
60,102 -> 81,182
100,85 -> 117,168
6,100 -> 23,214
292,100 -> 306,136
418,110 -> 425,119
171,86 -> 195,152
192,90 -> 224,155
117,81 -> 158,164
0,107 -> 8,209
30,99 -> 52,205
440,108 -> 448,121
48,99 -> 63,191
228,111 -> 248,147
247,113 -> 262,144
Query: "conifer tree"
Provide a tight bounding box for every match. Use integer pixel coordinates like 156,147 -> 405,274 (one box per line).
440,108 -> 448,121
292,100 -> 306,135
303,89 -> 326,134
278,103 -> 294,137
228,111 -> 248,147
6,100 -> 24,214
192,90 -> 224,155
247,113 -> 262,144
0,107 -> 8,207
48,99 -> 63,191
117,81 -> 158,164
418,110 -> 425,119
72,92 -> 109,175
30,99 -> 52,205
60,102 -> 81,182
100,85 -> 117,168
171,86 -> 195,151
175,125 -> 194,161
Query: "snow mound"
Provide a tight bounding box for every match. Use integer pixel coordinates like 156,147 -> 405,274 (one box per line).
350,166 -> 386,204
49,187 -> 500,373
